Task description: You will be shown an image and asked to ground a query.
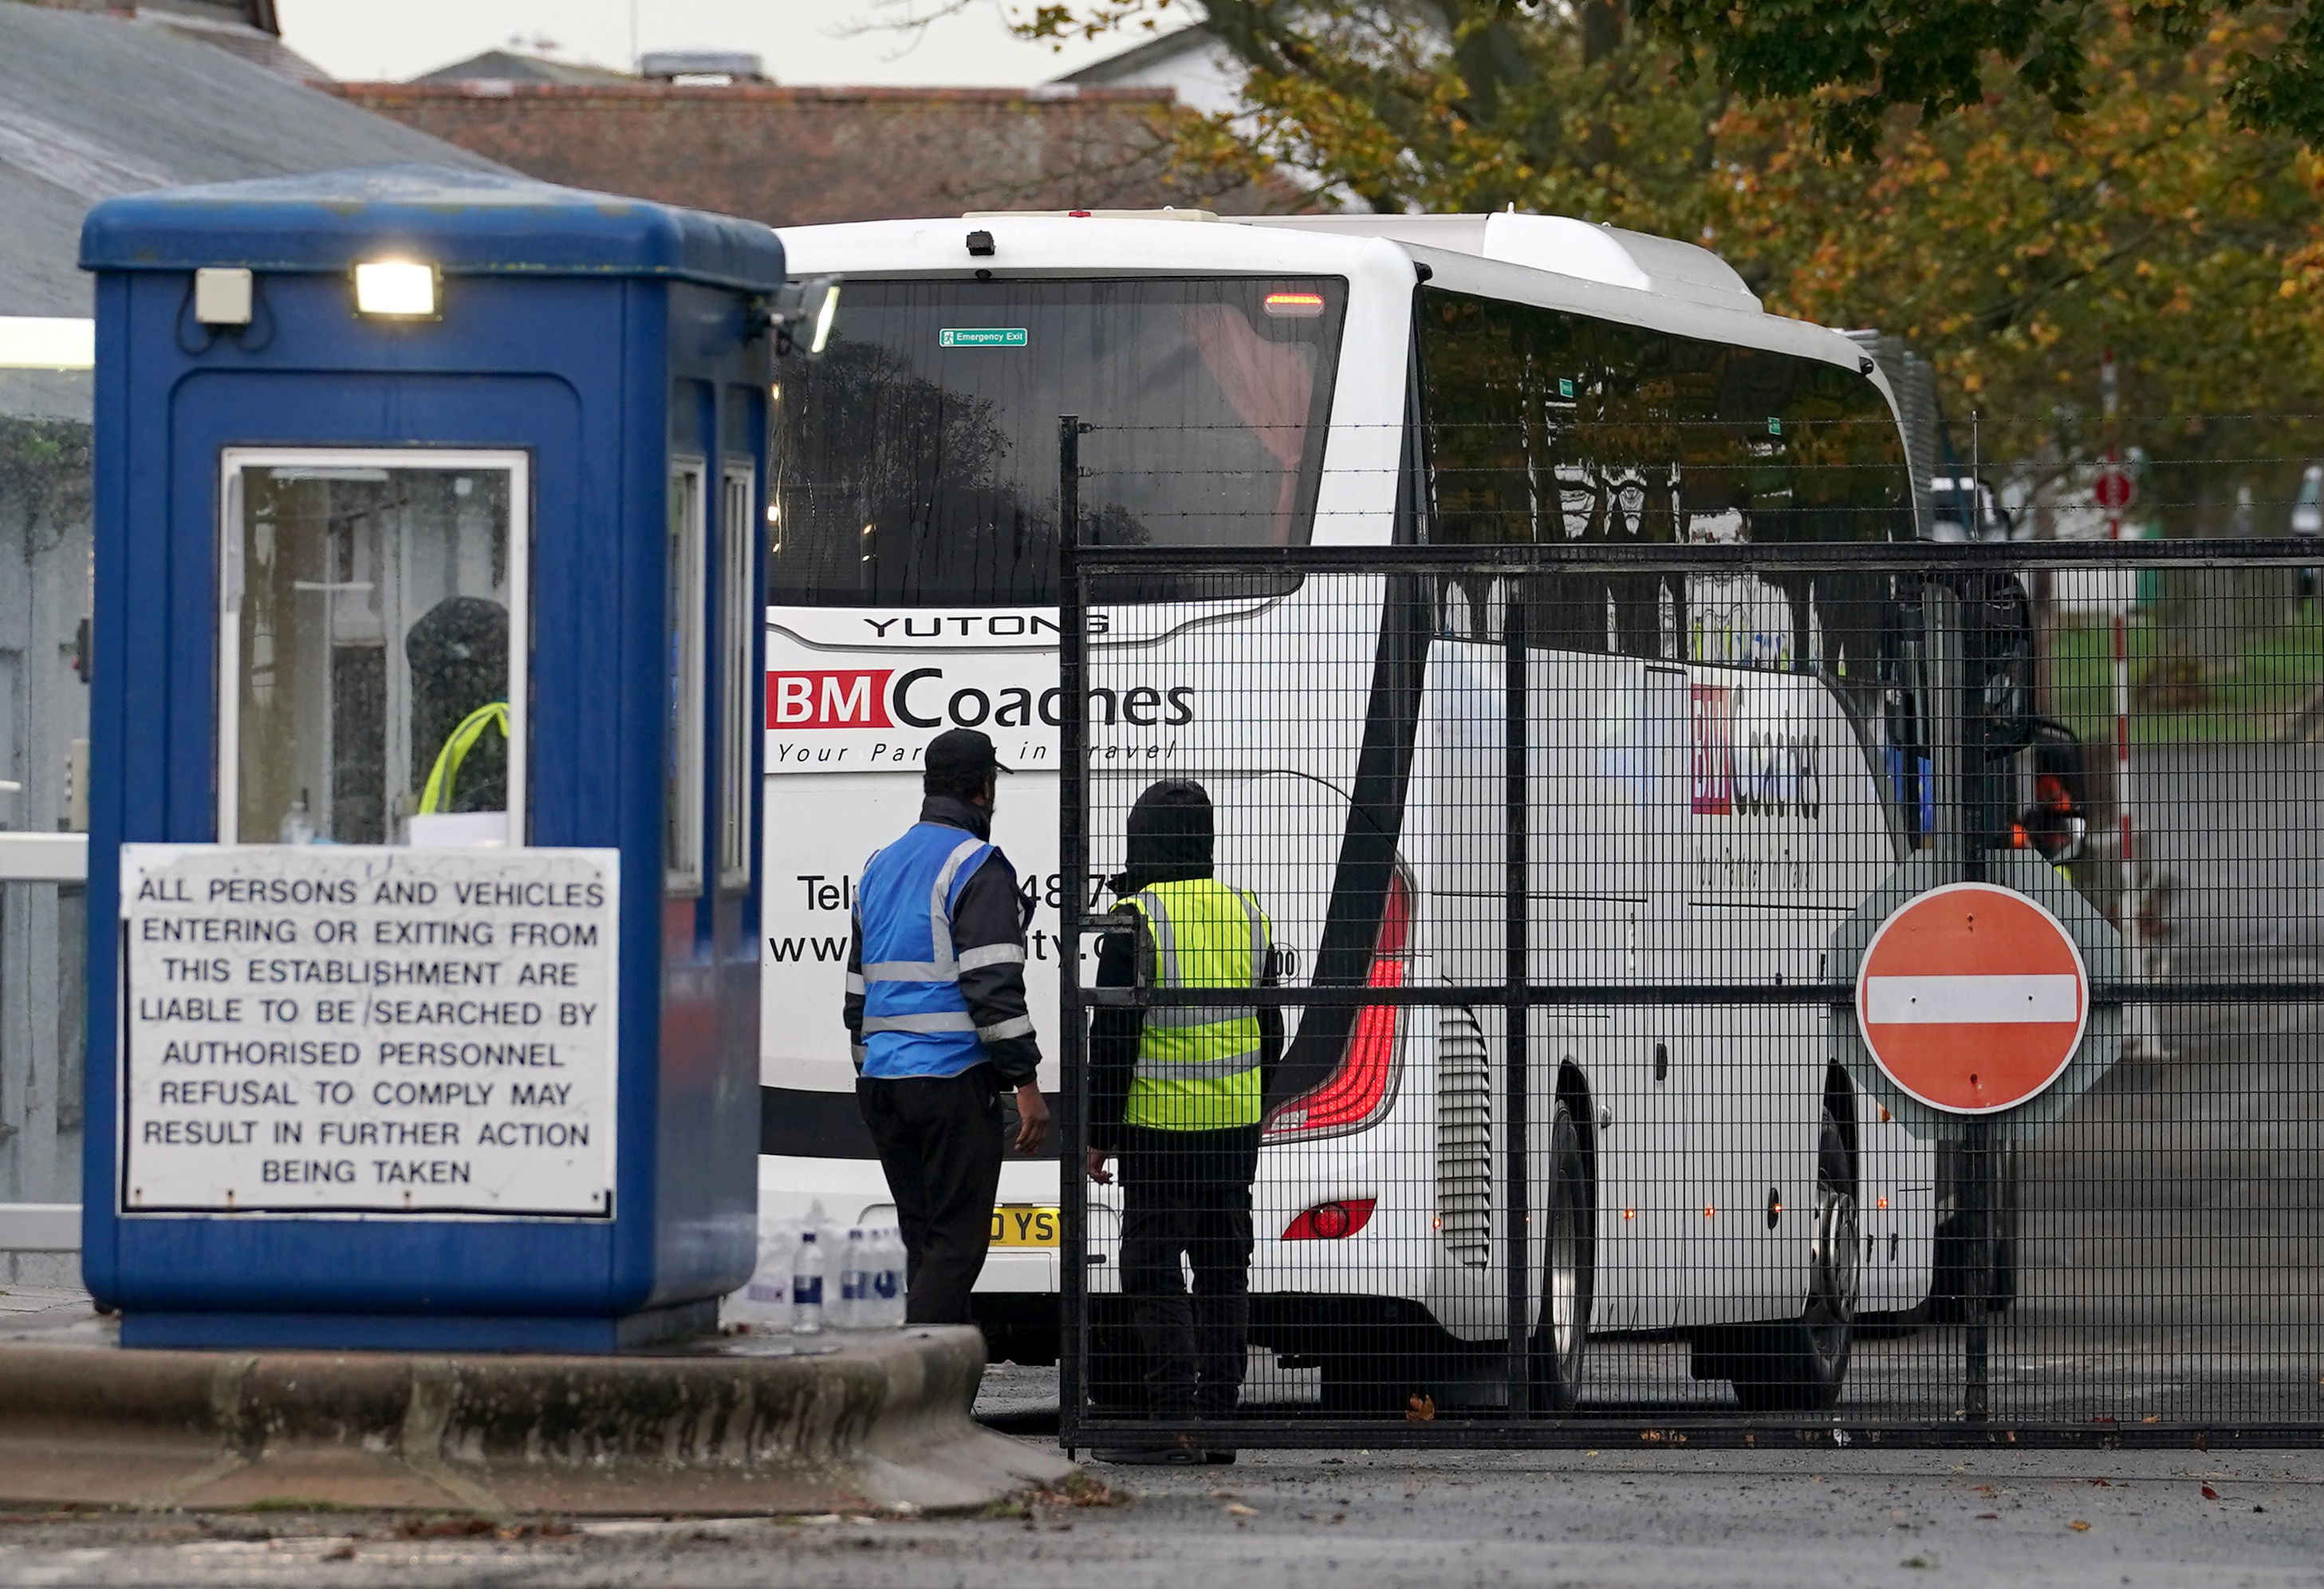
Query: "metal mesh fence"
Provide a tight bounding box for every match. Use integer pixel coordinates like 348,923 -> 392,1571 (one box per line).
1054,416 -> 2324,1449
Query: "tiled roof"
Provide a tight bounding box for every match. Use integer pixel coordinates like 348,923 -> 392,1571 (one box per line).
330,81 -> 1303,226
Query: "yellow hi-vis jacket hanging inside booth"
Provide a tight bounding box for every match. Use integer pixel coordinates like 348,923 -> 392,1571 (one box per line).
1121,878 -> 1271,1132
419,700 -> 509,815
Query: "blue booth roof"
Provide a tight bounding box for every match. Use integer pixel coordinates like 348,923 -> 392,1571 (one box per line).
81,164 -> 785,293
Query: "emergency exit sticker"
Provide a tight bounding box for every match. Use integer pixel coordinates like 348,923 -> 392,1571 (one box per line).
117,844 -> 620,1218
939,327 -> 1029,349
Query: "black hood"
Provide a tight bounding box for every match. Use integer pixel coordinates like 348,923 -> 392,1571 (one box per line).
1109,779 -> 1214,897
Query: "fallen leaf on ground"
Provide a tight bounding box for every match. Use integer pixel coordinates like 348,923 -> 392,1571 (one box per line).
2069,1520 -> 2092,1532
1042,1477 -> 1129,1508
2202,1485 -> 2221,1500
1223,1503 -> 1258,1517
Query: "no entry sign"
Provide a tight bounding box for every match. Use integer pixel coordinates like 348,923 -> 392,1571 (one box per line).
1854,881 -> 2090,1115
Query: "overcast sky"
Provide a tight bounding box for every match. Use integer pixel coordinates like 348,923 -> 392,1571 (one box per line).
274,0 -> 1150,85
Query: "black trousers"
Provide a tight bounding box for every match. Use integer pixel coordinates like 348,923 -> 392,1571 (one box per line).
857,1069 -> 1005,1327
1118,1124 -> 1260,1418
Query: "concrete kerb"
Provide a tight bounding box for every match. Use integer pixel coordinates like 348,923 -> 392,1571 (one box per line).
0,1324 -> 1073,1516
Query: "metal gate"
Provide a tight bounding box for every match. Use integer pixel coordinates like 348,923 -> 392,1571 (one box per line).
1056,420 -> 2324,1449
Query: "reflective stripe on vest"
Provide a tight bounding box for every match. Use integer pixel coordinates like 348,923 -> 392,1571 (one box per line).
418,700 -> 509,815
1123,879 -> 1268,1130
857,824 -> 1010,1078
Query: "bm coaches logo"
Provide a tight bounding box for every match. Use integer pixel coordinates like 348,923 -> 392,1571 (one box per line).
770,670 -> 894,729
768,668 -> 1195,732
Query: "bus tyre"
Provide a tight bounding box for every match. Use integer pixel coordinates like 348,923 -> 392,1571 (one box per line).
1931,1141 -> 2019,1321
1528,1101 -> 1594,1411
1711,1105 -> 1859,1414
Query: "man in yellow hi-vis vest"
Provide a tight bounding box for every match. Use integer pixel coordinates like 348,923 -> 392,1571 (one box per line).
1088,780 -> 1281,1465
418,700 -> 508,817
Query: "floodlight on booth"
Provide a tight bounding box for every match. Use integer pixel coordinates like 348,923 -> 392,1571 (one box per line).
352,259 -> 439,318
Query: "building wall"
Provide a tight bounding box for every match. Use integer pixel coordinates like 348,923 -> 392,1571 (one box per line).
1058,27 -> 1249,120
0,377 -> 91,1254
330,83 -> 1298,225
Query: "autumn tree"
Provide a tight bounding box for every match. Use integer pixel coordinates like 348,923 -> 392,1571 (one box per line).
997,0 -> 2324,501
1630,0 -> 2324,157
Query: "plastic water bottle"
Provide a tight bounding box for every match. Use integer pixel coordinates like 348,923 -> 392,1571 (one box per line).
790,1228 -> 825,1335
873,1225 -> 908,1327
737,1228 -> 790,1325
838,1227 -> 872,1329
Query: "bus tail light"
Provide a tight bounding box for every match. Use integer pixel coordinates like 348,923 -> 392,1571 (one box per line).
1283,1198 -> 1376,1240
1265,870 -> 1410,1142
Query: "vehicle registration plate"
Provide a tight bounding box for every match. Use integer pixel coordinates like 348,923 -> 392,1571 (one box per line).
990,1205 -> 1059,1248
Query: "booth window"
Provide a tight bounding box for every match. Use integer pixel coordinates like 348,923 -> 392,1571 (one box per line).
218,451 -> 527,846
716,461 -> 755,893
666,459 -> 707,895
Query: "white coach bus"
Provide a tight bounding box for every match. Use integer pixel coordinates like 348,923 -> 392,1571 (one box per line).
761,210 -> 1939,1412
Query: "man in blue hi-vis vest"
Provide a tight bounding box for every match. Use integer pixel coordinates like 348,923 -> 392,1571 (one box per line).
848,728 -> 1050,1325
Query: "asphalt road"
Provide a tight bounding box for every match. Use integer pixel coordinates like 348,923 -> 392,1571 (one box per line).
2,1446 -> 2321,1587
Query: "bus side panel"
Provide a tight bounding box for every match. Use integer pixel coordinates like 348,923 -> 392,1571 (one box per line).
1679,644 -> 1936,1325
1530,650 -> 1704,1335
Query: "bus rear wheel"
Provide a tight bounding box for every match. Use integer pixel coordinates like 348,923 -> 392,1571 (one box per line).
1528,1101 -> 1594,1411
1708,1105 -> 1859,1414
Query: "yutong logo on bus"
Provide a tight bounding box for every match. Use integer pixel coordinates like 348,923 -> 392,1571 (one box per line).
767,668 -> 1194,731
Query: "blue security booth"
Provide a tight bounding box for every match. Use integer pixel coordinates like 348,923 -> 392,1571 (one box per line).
77,166 -> 796,1350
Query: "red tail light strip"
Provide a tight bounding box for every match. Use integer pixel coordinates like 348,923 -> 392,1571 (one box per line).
1266,871 -> 1409,1141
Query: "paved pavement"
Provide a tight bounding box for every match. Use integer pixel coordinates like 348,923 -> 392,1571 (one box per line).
2,1445 -> 2321,1587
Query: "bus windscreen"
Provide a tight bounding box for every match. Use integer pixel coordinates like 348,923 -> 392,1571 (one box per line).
770,277 -> 1346,608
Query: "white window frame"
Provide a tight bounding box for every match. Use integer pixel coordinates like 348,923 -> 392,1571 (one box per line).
716,460 -> 757,893
215,448 -> 531,846
666,457 -> 707,896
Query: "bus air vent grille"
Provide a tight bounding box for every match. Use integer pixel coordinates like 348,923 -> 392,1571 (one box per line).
1436,1006 -> 1492,1269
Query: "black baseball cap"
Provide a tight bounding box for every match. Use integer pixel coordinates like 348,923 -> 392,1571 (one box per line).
924,727 -> 1003,782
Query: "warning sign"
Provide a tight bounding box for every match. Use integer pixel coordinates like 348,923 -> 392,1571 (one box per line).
1854,881 -> 2090,1115
119,844 -> 619,1218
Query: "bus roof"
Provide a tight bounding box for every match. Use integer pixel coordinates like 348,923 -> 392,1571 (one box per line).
1228,212 -> 1759,313
774,211 -> 1882,388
